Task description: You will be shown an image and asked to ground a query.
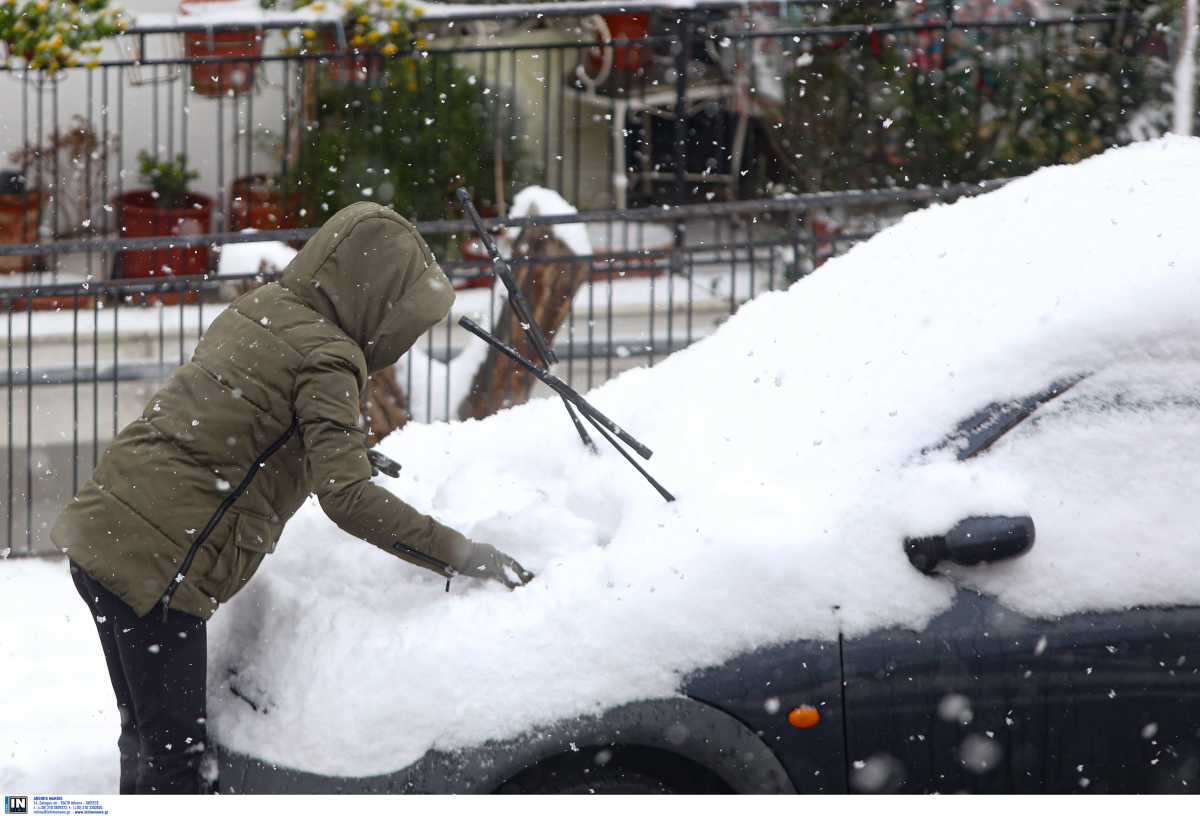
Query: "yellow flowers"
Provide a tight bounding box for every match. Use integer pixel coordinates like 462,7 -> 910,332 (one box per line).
381,42 -> 398,57
389,19 -> 401,33
365,30 -> 381,44
302,28 -> 318,40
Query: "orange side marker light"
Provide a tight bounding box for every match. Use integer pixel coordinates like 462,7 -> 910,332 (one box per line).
787,705 -> 821,729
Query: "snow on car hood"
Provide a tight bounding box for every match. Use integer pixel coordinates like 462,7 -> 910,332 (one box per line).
209,137 -> 1200,776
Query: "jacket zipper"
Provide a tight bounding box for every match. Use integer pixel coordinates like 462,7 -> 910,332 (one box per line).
391,541 -> 456,592
159,417 -> 299,621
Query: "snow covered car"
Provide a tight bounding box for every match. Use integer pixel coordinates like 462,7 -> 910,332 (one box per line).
211,138 -> 1200,794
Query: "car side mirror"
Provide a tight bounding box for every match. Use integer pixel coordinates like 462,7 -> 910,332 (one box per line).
904,515 -> 1035,574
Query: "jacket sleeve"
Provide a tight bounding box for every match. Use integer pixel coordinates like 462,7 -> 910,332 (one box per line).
293,345 -> 473,575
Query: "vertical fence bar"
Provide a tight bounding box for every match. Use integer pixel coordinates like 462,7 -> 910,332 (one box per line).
35,74 -> 44,276
669,11 -> 693,370
556,47 -> 565,193
91,290 -> 99,468
101,66 -> 110,258
179,284 -> 186,364
86,69 -> 95,282
6,303 -> 13,555
539,46 -> 550,190
51,78 -> 60,280
117,68 -> 124,243
24,295 -> 33,552
72,292 -> 79,496
112,295 -> 119,439
217,93 -> 226,235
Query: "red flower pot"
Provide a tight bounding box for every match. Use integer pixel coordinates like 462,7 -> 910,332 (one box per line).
114,190 -> 213,286
0,184 -> 42,275
455,234 -> 497,291
180,0 -> 264,97
590,13 -> 649,74
229,174 -> 299,232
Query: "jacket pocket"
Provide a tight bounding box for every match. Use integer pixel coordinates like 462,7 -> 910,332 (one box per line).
210,510 -> 279,602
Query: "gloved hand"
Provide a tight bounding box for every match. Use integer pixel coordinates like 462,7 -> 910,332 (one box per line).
460,542 -> 534,589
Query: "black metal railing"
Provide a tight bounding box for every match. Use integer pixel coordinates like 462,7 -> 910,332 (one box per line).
0,1 -> 1168,281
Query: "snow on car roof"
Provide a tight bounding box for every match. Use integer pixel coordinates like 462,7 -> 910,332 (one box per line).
209,136 -> 1200,776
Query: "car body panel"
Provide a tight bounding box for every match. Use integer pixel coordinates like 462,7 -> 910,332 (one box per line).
841,589 -> 1200,793
219,696 -> 796,793
683,635 -> 847,792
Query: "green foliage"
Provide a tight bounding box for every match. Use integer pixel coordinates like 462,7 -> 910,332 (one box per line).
137,151 -> 198,209
770,0 -> 1175,193
0,0 -> 129,73
292,54 -> 527,238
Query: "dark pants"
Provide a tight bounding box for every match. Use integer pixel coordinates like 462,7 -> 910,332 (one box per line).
69,560 -> 210,794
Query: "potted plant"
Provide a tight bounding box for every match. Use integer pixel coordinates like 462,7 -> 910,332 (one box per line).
292,53 -> 529,272
179,0 -> 265,97
0,170 -> 42,275
229,173 -> 301,232
10,115 -> 118,241
114,151 -> 214,283
0,0 -> 127,74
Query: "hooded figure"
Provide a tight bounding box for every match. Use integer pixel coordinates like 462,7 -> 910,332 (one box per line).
54,203 -> 531,794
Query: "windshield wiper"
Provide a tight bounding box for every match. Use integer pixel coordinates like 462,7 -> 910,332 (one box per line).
926,373 -> 1088,461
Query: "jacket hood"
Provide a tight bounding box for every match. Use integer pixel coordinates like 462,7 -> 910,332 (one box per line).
280,202 -> 455,373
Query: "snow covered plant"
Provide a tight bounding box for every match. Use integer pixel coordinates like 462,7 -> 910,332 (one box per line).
289,0 -> 424,59
136,151 -> 199,210
292,52 -> 528,234
0,0 -> 129,73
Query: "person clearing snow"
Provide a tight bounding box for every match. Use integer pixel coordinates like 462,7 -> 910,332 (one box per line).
51,202 -> 533,794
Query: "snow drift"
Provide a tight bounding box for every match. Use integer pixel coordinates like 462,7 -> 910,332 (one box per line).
208,137 -> 1200,776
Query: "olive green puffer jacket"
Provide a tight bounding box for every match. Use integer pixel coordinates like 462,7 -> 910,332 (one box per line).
52,203 -> 472,620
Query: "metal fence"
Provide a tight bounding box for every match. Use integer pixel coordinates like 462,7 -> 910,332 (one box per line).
0,1 -> 1165,281
1,185 -> 1005,555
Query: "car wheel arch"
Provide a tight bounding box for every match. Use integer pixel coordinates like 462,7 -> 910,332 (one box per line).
219,696 -> 796,793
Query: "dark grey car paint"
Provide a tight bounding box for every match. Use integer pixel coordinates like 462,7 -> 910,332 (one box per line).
841,590 -> 1200,793
220,696 -> 795,793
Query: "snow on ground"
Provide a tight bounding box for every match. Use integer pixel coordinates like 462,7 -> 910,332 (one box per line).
200,137 -> 1200,777
0,558 -> 117,793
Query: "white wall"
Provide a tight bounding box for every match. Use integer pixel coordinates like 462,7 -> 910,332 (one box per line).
0,3 -> 615,244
